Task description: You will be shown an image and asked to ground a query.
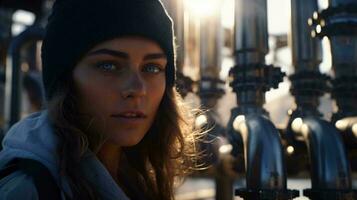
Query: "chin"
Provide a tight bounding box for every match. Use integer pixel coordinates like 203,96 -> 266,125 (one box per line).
109,131 -> 147,147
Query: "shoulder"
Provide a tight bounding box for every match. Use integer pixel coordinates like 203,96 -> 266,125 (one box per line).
0,170 -> 38,200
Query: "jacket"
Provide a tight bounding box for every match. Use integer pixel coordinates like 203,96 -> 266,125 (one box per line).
0,111 -> 130,200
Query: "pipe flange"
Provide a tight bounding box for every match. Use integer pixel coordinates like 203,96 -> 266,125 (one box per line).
289,71 -> 331,96
264,65 -> 286,89
229,63 -> 285,92
309,4 -> 357,38
197,76 -> 225,98
289,71 -> 330,81
235,188 -> 300,200
303,188 -> 357,200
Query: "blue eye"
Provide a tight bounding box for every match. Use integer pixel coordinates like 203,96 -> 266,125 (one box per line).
95,62 -> 121,72
144,64 -> 163,73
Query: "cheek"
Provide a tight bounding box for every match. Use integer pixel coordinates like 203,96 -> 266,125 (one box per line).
73,69 -> 115,116
148,77 -> 166,111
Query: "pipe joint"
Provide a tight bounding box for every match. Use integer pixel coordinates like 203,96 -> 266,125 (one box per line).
309,4 -> 357,38
236,188 -> 299,200
303,188 -> 357,200
229,63 -> 285,94
289,71 -> 331,97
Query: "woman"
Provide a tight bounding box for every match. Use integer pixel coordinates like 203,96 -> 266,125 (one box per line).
0,0 -> 200,199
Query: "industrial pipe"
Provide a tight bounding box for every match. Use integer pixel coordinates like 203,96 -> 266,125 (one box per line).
228,0 -> 298,199
234,114 -> 299,199
309,0 -> 357,121
4,26 -> 44,132
291,117 -> 357,199
286,0 -> 330,175
288,0 -> 357,198
289,0 -> 328,118
162,0 -> 195,98
197,3 -> 229,200
198,5 -> 225,108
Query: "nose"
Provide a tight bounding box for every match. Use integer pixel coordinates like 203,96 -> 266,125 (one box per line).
120,71 -> 147,99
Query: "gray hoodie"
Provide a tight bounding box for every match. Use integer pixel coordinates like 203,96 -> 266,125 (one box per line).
0,111 -> 130,200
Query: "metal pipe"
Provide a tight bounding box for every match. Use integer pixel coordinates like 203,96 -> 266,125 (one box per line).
199,11 -> 222,78
291,117 -> 357,199
241,115 -> 286,189
195,4 -> 228,200
286,0 -> 329,178
198,7 -> 225,108
162,0 -> 195,98
330,34 -> 357,120
230,0 -> 284,111
325,0 -> 357,80
286,0 -> 329,173
329,0 -> 356,7
304,118 -> 350,189
229,0 -> 298,199
287,0 -> 357,198
234,0 -> 268,65
291,0 -> 322,72
308,0 -> 357,176
234,114 -> 299,199
4,26 -> 44,131
309,0 -> 357,121
288,0 -> 328,117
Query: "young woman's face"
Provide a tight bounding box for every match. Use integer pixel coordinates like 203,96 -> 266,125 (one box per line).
73,37 -> 167,147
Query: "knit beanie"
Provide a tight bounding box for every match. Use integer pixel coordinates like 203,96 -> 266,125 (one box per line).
41,0 -> 176,100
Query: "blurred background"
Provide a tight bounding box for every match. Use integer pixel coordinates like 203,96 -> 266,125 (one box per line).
1,0 -> 357,199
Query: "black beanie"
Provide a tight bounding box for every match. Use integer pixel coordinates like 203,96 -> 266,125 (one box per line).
41,0 -> 176,100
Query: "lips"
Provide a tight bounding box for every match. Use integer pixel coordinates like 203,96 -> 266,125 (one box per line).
111,111 -> 147,119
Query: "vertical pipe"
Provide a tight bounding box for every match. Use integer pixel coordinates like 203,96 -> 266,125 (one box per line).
229,0 -> 298,199
163,0 -> 195,98
231,0 -> 275,112
234,0 -> 268,65
183,8 -> 200,81
4,26 -> 44,132
325,0 -> 357,76
330,35 -> 357,121
310,0 -> 357,120
328,0 -> 356,7
198,1 -> 225,109
288,0 -> 329,119
292,0 -> 357,197
199,12 -> 222,78
196,3 -> 228,200
288,0 -> 326,123
286,0 -> 326,177
291,0 -> 322,72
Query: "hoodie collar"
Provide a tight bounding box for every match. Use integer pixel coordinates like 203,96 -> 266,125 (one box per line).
0,111 -> 129,200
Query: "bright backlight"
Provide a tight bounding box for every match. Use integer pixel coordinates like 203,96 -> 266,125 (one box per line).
184,0 -> 220,17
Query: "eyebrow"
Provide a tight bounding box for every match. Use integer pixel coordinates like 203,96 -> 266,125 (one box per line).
87,48 -> 167,60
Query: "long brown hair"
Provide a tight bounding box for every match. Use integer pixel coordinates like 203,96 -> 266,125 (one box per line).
48,75 -> 201,200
